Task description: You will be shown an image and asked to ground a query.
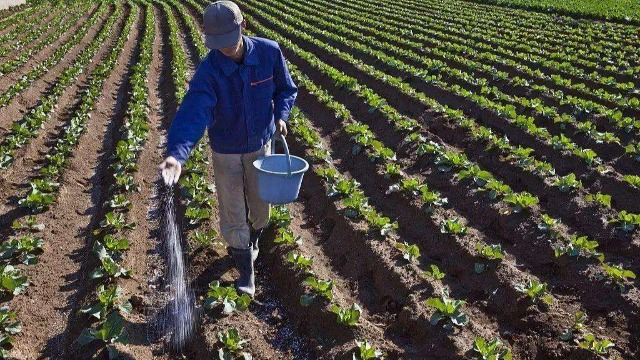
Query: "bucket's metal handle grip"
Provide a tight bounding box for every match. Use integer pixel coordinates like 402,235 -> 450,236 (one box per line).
271,133 -> 292,177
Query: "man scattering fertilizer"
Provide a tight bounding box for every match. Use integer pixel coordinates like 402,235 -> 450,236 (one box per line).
158,0 -> 298,297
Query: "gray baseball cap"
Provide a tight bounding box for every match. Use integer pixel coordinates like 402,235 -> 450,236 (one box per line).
203,1 -> 243,49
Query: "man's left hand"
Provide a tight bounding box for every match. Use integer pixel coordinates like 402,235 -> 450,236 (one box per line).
276,119 -> 288,136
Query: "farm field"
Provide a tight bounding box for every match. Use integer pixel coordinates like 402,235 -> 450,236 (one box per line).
0,0 -> 638,359
466,0 -> 640,22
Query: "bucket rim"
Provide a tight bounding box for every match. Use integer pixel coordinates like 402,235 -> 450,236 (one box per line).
253,154 -> 309,176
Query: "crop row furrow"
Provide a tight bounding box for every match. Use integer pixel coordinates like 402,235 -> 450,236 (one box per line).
0,3 -> 93,76
156,2 -> 304,357
389,0 -> 640,62
0,2 -> 112,170
279,0 -> 640,141
282,46 -> 637,347
237,0 -> 640,250
0,2 -> 111,109
0,2 -> 133,357
73,1 -> 150,357
299,0 -> 640,124
252,0 -> 640,184
322,0 -> 640,102
156,0 -> 217,235
0,7 -> 61,56
288,100 -> 627,358
0,4 -> 48,45
239,9 -> 635,358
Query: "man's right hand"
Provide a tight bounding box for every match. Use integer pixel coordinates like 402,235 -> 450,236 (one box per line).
158,156 -> 181,186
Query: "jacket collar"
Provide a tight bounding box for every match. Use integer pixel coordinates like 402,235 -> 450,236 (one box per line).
215,35 -> 259,76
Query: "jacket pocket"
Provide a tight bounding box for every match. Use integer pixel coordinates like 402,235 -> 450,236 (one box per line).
250,75 -> 273,86
250,75 -> 274,99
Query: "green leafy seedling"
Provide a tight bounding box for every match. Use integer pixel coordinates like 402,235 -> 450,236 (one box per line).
217,328 -> 251,359
560,311 -> 587,341
76,312 -> 128,359
395,242 -> 420,263
609,211 -> 640,233
286,251 -> 313,273
353,339 -> 383,360
441,217 -> 467,236
332,303 -> 362,327
503,192 -> 538,213
600,262 -> 636,291
204,281 -> 251,314
553,173 -> 582,192
515,279 -> 553,304
274,228 -> 301,246
538,214 -> 561,238
300,276 -> 333,306
190,229 -> 218,247
422,264 -> 445,280
472,336 -> 512,359
585,193 -> 611,209
578,334 -> 614,355
476,243 -> 504,260
80,284 -> 132,320
0,265 -> 28,296
426,292 -> 468,327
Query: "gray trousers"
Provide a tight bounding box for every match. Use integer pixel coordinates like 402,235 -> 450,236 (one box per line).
211,142 -> 271,249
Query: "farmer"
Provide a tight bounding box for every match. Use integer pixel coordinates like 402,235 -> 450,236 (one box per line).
158,0 -> 297,297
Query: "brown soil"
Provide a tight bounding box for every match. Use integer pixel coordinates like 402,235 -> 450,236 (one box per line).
236,4 -> 639,358
0,3 -> 107,130
0,8 -> 64,61
0,3 -> 111,221
0,0 -> 637,359
3,5 -> 139,359
0,5 -> 47,38
240,0 -> 640,261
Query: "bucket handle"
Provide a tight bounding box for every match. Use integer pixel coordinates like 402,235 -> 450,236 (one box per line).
271,133 -> 292,177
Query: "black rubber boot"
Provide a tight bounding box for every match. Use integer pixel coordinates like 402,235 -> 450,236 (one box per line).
229,245 -> 257,297
249,227 -> 264,259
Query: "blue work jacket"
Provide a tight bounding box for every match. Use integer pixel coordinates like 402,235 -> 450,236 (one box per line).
166,35 -> 298,163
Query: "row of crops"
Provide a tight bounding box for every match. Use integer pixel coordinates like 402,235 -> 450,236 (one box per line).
0,0 -> 637,358
228,0 -> 639,357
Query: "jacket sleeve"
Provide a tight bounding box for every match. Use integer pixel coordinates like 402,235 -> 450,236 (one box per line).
272,44 -> 297,122
166,60 -> 217,165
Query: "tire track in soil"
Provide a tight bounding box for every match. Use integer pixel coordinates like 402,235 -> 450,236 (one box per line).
158,1 -> 312,357
0,3 -> 108,129
0,3 -> 121,227
2,5 -> 141,359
